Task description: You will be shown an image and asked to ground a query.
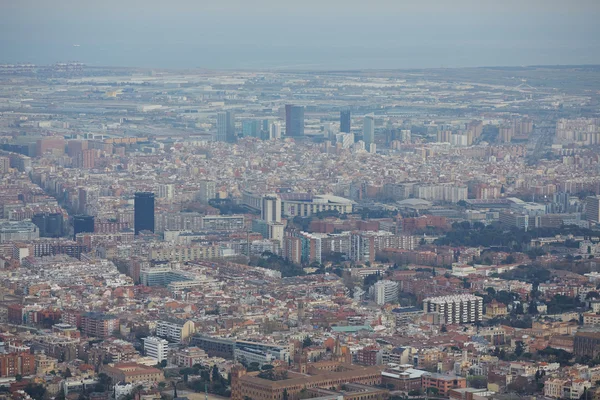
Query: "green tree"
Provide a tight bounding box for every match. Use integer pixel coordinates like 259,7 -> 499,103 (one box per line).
212,365 -> 220,382
64,367 -> 72,378
283,389 -> 289,400
24,384 -> 46,399
515,341 -> 525,357
302,337 -> 314,348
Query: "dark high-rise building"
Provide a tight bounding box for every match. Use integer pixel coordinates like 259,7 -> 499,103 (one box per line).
285,105 -> 304,137
32,213 -> 64,238
340,110 -> 351,133
73,215 -> 95,239
134,192 -> 155,234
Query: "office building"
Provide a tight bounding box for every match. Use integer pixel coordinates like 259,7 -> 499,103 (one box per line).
586,196 -> 600,223
285,105 -> 305,137
363,115 -> 375,145
32,212 -> 64,238
198,180 -> 216,205
262,195 -> 281,223
0,221 -> 39,243
270,122 -> 282,139
73,215 -> 95,240
134,192 -> 155,235
280,193 -> 354,217
423,295 -> 483,324
336,132 -> 354,149
217,111 -> 236,143
372,280 -> 399,305
143,337 -> 169,363
340,110 -> 351,133
242,120 -> 262,138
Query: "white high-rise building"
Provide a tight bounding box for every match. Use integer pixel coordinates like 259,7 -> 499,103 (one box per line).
335,132 -> 354,149
423,294 -> 483,324
270,122 -> 281,139
363,115 -> 375,145
262,195 -> 281,223
157,184 -> 174,199
143,336 -> 169,362
373,280 -> 399,305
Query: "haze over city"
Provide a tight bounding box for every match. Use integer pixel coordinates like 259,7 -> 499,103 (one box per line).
2,0 -> 600,69
3,2 -> 600,400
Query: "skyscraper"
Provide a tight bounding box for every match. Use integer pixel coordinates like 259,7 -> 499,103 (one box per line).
262,195 -> 281,223
32,213 -> 64,238
270,122 -> 281,139
340,110 -> 351,133
363,115 -> 375,145
586,196 -> 600,223
217,111 -> 236,143
134,192 -> 155,235
285,105 -> 304,137
73,215 -> 95,240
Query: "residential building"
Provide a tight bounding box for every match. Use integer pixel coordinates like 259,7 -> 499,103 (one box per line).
423,295 -> 483,324
80,312 -> 119,338
155,318 -> 196,343
198,180 -> 216,205
373,280 -> 399,305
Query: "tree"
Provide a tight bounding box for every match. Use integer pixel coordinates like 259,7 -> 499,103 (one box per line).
514,302 -> 524,315
426,387 -> 439,395
212,364 -> 220,382
24,384 -> 46,399
283,389 -> 289,400
261,364 -> 274,371
468,375 -> 488,389
441,325 -> 447,333
302,337 -> 314,348
515,341 -> 525,357
64,367 -> 72,378
15,374 -> 22,382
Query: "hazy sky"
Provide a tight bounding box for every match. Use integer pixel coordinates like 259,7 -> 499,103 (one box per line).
1,0 -> 599,69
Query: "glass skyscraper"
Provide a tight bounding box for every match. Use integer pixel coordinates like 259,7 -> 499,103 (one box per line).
134,192 -> 155,234
285,105 -> 304,137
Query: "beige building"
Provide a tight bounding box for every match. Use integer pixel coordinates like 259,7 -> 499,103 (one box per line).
35,353 -> 57,375
101,362 -> 164,384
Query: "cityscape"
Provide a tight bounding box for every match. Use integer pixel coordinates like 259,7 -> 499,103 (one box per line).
1,2 -> 600,400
